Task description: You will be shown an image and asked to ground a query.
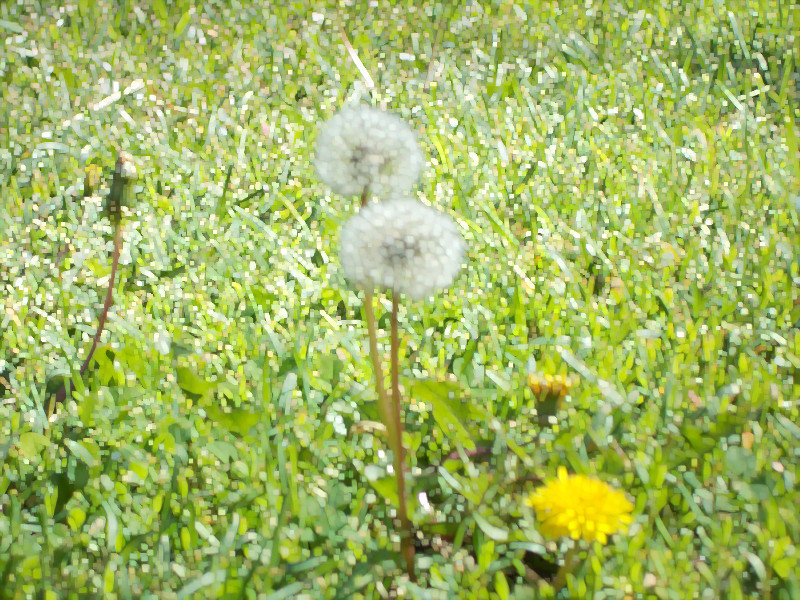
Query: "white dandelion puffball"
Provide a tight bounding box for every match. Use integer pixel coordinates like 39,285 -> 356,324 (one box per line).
339,198 -> 466,299
315,105 -> 424,197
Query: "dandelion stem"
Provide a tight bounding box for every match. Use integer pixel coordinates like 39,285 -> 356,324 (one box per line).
47,154 -> 131,416
551,545 -> 580,592
362,290 -> 396,455
80,225 -> 122,376
358,187 -> 398,452
355,187 -> 415,579
358,186 -> 399,454
391,292 -> 415,581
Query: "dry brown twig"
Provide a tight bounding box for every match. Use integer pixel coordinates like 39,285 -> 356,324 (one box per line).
47,152 -> 137,418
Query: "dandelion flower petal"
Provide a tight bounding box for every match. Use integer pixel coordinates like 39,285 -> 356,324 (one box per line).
525,471 -> 634,544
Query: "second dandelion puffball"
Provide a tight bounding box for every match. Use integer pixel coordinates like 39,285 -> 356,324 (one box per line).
314,105 -> 424,197
339,198 -> 465,300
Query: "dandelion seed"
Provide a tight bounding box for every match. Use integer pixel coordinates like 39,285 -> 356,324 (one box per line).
525,467 -> 633,544
339,198 -> 465,300
314,105 -> 424,197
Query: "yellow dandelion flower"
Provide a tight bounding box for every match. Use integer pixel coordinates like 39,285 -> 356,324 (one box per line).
526,467 -> 634,544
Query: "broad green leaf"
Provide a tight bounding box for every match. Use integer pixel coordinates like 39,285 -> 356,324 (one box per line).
207,441 -> 238,463
93,347 -> 120,386
68,507 -> 87,530
411,379 -> 475,450
494,572 -> 510,600
18,432 -> 48,457
176,367 -> 217,398
128,461 -> 148,480
206,406 -> 260,436
361,465 -> 398,507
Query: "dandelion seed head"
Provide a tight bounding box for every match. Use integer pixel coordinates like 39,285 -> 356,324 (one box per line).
339,198 -> 465,299
315,105 -> 424,197
525,467 -> 634,544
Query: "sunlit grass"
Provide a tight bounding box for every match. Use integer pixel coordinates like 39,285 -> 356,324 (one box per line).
1,1 -> 798,598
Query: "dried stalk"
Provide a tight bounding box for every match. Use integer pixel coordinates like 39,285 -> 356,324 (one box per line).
47,153 -> 135,416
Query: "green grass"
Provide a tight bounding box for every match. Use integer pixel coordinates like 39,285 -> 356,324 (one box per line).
1,0 -> 799,598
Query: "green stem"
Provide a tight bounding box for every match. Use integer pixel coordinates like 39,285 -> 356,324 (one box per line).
357,186 -> 397,452
391,292 -> 415,581
357,187 -> 414,579
362,290 -> 397,455
551,544 -> 580,593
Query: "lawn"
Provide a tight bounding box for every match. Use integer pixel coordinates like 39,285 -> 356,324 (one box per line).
1,1 -> 799,598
